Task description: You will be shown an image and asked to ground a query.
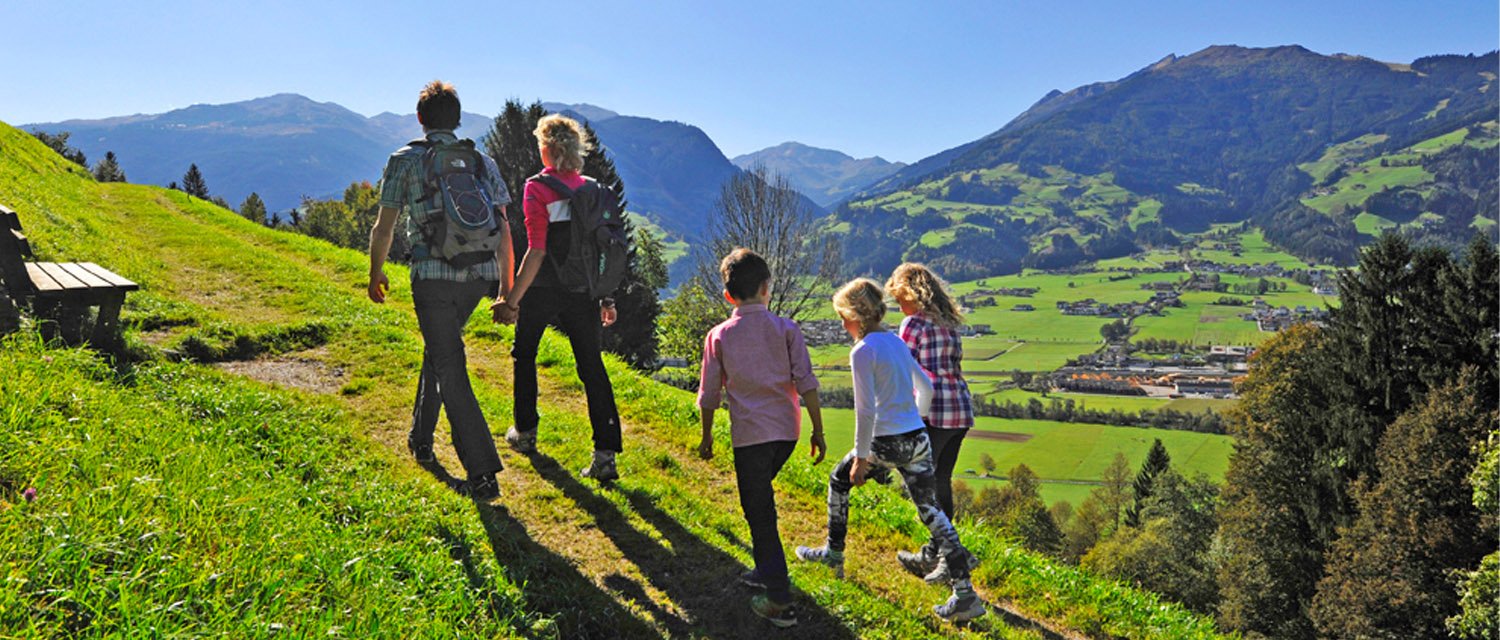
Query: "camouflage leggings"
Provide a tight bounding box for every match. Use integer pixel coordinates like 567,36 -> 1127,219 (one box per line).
823,428 -> 970,579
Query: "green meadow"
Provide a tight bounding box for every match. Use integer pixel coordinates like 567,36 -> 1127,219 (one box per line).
0,121 -> 1227,639
818,409 -> 1236,509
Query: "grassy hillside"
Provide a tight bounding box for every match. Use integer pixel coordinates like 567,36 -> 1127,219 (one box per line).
0,122 -> 1226,638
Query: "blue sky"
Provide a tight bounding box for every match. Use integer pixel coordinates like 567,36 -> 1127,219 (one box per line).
2,1 -> 1495,163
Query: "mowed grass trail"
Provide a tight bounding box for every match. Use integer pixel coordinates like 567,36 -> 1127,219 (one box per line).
0,121 -> 1226,639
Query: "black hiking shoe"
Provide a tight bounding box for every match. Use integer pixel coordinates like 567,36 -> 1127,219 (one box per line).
504,425 -> 536,453
407,438 -> 435,463
461,474 -> 500,501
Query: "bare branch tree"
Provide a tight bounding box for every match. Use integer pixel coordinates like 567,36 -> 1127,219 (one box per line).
695,164 -> 841,322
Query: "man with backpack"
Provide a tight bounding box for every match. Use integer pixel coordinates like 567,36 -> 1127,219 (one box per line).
491,113 -> 628,482
367,80 -> 509,501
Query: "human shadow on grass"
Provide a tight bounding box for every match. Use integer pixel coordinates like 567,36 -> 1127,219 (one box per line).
522,450 -> 859,640
418,460 -> 660,638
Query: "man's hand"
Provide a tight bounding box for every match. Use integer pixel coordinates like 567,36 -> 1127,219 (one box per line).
368,270 -> 389,303
697,435 -> 714,460
601,305 -> 617,327
491,298 -> 518,325
809,432 -> 827,464
850,456 -> 871,487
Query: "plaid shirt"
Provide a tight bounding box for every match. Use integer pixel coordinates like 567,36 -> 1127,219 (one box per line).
898,313 -> 974,430
377,130 -> 512,282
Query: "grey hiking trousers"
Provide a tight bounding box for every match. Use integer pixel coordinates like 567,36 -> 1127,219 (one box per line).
409,278 -> 503,480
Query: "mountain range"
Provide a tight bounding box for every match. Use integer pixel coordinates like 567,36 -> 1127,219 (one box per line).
836,45 -> 1498,279
23,97 -> 846,247
731,142 -> 904,207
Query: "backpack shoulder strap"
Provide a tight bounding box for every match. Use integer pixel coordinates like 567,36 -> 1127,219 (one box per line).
528,173 -> 575,199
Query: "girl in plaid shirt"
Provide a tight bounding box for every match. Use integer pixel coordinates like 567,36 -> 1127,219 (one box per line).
885,263 -> 976,579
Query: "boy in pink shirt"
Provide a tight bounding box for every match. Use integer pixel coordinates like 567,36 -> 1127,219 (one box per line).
697,248 -> 827,628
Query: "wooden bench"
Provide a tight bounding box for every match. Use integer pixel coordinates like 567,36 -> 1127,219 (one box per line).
0,204 -> 138,348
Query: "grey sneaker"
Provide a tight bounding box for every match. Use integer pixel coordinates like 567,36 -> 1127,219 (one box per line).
933,592 -> 987,622
897,548 -> 939,578
580,451 -> 618,482
504,425 -> 536,453
794,546 -> 844,578
923,549 -> 980,584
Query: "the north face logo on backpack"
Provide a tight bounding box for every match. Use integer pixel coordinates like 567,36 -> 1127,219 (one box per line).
410,138 -> 503,268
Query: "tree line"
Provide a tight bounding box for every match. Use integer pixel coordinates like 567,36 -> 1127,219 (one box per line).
942,232 -> 1498,638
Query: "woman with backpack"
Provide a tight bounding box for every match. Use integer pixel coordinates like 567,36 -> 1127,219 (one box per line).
492,114 -> 624,481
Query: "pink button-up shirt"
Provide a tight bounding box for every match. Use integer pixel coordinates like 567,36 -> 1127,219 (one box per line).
697,304 -> 820,448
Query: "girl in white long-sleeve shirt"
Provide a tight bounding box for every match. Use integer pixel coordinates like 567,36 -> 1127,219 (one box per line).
795,279 -> 986,623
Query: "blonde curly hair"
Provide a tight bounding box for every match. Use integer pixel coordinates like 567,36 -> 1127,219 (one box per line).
833,278 -> 887,335
885,262 -> 964,328
534,114 -> 591,173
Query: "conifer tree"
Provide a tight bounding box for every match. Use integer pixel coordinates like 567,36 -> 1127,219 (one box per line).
92,151 -> 126,182
182,164 -> 209,198
1310,371 -> 1494,639
238,193 -> 267,224
1125,439 -> 1171,527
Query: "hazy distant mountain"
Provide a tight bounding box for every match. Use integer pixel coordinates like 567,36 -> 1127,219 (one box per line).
540,103 -> 619,123
24,95 -> 825,253
24,94 -> 494,213
731,142 -> 904,207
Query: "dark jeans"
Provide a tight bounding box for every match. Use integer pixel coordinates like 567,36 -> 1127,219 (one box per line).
510,287 -> 622,452
824,429 -> 970,580
734,439 -> 796,604
410,278 -> 504,480
927,427 -> 969,519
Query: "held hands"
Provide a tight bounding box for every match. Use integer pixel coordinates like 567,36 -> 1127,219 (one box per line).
849,456 -> 871,487
601,305 -> 617,327
809,431 -> 827,464
368,270 -> 389,303
491,298 -> 518,325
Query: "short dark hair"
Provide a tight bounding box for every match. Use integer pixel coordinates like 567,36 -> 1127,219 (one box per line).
720,248 -> 772,301
417,80 -> 461,130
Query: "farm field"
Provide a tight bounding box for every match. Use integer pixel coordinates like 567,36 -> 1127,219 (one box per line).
819,409 -> 1235,508
984,388 -> 1238,415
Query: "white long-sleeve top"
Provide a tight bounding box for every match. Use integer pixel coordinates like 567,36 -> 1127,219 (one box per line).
850,331 -> 934,458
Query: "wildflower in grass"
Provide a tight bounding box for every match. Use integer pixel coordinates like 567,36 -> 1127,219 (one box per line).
22,487 -> 37,502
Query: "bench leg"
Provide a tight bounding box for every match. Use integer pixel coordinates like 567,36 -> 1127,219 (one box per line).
92,292 -> 127,351
32,299 -> 62,343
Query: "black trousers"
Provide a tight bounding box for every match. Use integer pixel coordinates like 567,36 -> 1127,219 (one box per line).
927,426 -> 969,519
734,439 -> 796,603
410,278 -> 504,480
510,287 -> 622,452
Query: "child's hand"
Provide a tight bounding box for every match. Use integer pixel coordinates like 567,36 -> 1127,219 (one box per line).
809,432 -> 826,464
850,457 -> 871,486
697,436 -> 714,460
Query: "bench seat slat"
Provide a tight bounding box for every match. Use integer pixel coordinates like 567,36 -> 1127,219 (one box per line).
77,262 -> 139,290
57,262 -> 115,289
24,263 -> 64,292
35,262 -> 90,290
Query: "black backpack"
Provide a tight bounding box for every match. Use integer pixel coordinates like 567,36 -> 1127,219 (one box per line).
528,173 -> 629,299
410,138 -> 504,268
